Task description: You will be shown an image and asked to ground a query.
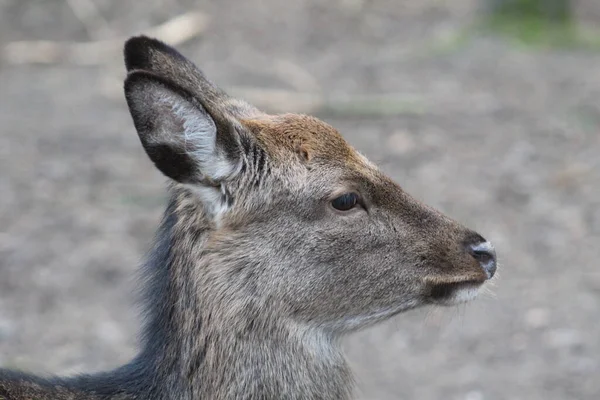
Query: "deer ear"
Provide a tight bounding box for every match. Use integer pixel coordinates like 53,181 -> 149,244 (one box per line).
124,71 -> 242,209
123,36 -> 261,120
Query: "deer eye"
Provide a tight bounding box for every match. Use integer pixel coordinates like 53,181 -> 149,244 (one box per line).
331,193 -> 360,211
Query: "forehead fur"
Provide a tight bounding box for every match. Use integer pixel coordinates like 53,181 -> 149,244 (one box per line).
242,114 -> 368,168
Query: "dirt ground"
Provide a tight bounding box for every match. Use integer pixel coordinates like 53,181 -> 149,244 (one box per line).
1,1 -> 599,399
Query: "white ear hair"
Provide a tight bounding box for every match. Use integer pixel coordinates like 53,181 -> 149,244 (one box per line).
125,72 -> 244,218
156,90 -> 236,181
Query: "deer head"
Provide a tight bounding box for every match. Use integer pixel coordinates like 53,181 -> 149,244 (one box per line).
123,36 -> 496,335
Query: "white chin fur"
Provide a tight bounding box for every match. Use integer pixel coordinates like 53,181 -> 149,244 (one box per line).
438,285 -> 480,306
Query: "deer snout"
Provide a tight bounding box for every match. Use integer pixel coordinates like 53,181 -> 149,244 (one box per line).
467,240 -> 497,279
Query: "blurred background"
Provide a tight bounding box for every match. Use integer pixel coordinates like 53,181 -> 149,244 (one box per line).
1,0 -> 599,399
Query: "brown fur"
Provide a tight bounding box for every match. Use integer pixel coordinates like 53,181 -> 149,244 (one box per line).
245,114 -> 360,164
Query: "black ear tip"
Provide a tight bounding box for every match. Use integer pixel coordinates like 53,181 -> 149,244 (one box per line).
124,36 -> 159,71
124,36 -> 186,72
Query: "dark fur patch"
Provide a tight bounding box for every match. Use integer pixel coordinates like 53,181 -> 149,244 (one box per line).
124,36 -> 186,72
145,143 -> 198,183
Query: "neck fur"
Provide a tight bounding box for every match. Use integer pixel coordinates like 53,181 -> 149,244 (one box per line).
133,191 -> 353,399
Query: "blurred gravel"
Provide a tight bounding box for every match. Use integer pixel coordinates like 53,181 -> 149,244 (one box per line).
1,1 -> 599,399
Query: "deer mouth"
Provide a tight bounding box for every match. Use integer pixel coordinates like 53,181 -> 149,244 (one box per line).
425,279 -> 486,306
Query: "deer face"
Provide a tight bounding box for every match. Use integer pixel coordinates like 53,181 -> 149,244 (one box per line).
124,37 -> 496,333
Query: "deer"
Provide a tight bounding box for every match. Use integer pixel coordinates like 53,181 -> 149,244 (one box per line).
0,36 -> 497,400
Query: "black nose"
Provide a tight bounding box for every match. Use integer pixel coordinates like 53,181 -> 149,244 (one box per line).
468,241 -> 497,279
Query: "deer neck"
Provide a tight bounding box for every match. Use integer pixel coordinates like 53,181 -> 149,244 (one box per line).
136,194 -> 354,400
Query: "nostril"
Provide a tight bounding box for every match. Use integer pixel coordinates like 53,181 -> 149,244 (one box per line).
471,249 -> 494,264
468,241 -> 497,279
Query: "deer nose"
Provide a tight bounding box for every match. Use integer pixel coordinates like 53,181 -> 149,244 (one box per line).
468,241 -> 497,279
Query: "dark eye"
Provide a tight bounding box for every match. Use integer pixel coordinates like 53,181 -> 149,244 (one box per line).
331,193 -> 360,211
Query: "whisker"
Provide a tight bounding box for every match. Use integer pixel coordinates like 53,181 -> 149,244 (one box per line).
481,287 -> 497,300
